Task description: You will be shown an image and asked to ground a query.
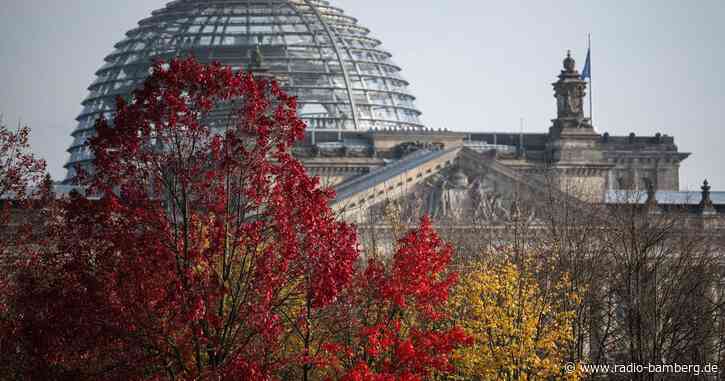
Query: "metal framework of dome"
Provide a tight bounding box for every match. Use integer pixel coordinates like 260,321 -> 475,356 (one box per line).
65,0 -> 425,180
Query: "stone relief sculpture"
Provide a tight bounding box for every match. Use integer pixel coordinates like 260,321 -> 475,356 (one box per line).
567,87 -> 583,115
395,141 -> 444,158
413,167 -> 509,223
556,85 -> 585,119
385,166 -> 540,226
469,177 -> 508,222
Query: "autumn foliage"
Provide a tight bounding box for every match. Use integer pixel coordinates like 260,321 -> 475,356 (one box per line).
448,249 -> 581,380
335,216 -> 471,381
0,58 -> 471,380
0,122 -> 47,379
0,123 -> 46,225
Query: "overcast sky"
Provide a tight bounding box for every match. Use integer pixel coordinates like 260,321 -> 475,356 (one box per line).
1,0 -> 723,189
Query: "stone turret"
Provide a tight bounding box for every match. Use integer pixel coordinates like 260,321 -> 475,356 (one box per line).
552,50 -> 592,130
700,179 -> 716,215
543,51 -> 611,201
547,51 -> 602,165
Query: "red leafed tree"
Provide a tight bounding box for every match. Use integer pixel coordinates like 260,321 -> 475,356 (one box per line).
331,216 -> 471,381
3,58 -> 358,380
0,122 -> 47,224
1,58 -> 470,381
0,122 -> 47,378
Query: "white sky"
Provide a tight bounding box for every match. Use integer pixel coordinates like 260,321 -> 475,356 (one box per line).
1,0 -> 723,190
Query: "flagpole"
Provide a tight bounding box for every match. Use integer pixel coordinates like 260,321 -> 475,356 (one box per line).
588,33 -> 593,126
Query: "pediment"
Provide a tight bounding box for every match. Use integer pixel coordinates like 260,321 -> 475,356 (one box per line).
334,148 -> 560,225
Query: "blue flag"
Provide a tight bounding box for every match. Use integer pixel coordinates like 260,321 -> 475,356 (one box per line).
581,48 -> 591,80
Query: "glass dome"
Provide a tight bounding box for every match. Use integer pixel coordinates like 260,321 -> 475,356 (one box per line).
65,0 -> 425,180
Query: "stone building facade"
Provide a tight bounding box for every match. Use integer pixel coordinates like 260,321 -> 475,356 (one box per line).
288,52 -> 720,227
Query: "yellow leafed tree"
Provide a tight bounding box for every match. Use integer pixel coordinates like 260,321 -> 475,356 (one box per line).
448,252 -> 582,381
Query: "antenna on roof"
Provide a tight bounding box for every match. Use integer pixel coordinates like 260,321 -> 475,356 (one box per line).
519,117 -> 524,156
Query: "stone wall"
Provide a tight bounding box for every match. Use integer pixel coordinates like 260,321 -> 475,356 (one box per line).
602,134 -> 688,191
